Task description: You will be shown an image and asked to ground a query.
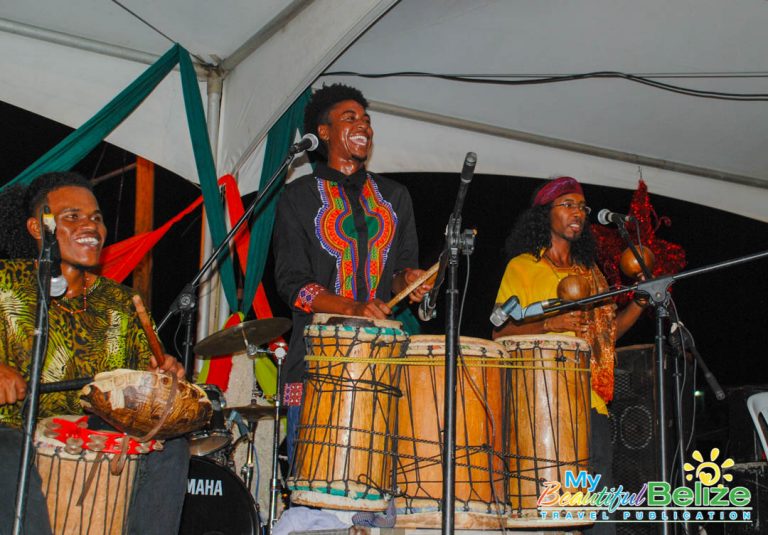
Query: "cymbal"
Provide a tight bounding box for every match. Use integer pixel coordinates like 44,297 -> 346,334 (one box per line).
194,318 -> 291,357
223,403 -> 278,422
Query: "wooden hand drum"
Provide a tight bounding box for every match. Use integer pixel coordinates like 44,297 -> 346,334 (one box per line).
496,335 -> 591,518
396,336 -> 507,529
288,314 -> 408,511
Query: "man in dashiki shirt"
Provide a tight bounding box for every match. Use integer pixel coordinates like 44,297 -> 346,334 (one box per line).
273,84 -> 432,462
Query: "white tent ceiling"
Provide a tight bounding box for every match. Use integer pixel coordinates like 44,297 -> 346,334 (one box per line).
1,0 -> 767,220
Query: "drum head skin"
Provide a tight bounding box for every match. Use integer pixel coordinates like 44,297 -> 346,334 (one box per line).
311,313 -> 403,331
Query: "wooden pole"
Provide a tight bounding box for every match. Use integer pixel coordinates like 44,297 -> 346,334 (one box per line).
133,156 -> 154,305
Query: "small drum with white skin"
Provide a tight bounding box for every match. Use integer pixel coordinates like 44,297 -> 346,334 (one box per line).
496,335 -> 592,522
288,314 -> 408,511
34,415 -> 163,535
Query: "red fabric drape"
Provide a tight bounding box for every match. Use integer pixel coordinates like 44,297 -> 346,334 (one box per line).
99,195 -> 203,282
97,175 -> 283,391
99,174 -> 279,319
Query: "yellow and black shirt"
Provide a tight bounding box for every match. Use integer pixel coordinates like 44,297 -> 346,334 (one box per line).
0,259 -> 153,428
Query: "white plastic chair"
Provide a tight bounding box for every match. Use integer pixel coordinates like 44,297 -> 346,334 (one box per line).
746,392 -> 768,459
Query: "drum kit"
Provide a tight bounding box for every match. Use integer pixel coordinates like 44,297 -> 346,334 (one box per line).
179,317 -> 292,535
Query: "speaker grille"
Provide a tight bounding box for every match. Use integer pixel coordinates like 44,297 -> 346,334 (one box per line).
612,345 -> 658,535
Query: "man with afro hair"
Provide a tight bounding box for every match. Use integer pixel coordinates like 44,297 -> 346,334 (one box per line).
273,84 -> 431,461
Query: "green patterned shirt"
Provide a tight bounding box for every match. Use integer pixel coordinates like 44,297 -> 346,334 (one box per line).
0,259 -> 153,428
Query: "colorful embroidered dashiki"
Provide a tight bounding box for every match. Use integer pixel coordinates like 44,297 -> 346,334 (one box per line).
273,163 -> 418,383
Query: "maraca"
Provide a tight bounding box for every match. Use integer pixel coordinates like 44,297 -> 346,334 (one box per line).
557,274 -> 591,301
620,246 -> 655,279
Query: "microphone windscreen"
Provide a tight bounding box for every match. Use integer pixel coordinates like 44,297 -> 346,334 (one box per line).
597,209 -> 612,225
50,276 -> 68,297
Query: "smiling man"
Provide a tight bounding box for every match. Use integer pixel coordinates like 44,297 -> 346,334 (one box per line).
273,84 -> 430,460
0,172 -> 187,534
492,176 -> 646,535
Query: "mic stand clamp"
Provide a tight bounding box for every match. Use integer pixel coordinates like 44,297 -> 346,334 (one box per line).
166,283 -> 197,378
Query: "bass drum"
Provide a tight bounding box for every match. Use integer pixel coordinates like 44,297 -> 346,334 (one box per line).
179,457 -> 262,535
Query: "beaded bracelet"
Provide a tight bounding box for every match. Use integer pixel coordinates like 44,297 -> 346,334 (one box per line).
294,282 -> 325,313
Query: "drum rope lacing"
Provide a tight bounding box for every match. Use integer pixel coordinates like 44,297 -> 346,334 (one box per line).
304,354 -> 590,372
502,340 -> 592,514
292,326 -> 404,501
76,372 -> 179,507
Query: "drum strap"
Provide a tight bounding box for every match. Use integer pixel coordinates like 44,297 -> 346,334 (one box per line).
77,372 -> 181,506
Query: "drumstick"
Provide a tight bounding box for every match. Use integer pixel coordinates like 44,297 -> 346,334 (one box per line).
132,294 -> 166,367
386,262 -> 440,309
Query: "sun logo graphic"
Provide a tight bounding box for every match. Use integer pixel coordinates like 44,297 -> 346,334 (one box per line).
684,448 -> 735,487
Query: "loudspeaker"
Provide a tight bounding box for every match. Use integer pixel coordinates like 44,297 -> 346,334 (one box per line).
611,344 -> 661,535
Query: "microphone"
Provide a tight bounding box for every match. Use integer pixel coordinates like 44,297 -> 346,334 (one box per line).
597,209 -> 635,226
451,152 -> 477,219
520,298 -> 564,320
490,296 -> 566,327
670,321 -> 725,401
288,133 -> 319,155
42,207 -> 67,298
490,295 -> 521,327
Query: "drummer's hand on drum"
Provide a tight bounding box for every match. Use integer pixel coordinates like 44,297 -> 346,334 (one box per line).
544,310 -> 591,335
149,354 -> 187,380
402,268 -> 433,303
351,299 -> 392,320
0,363 -> 27,405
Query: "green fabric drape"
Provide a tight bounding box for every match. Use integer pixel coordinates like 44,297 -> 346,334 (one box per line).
4,43 -> 238,311
177,50 -> 237,310
241,89 -> 311,314
6,45 -> 180,189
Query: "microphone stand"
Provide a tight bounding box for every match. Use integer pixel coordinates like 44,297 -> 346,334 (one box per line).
614,219 -> 684,534
12,229 -> 55,535
511,248 -> 768,535
156,150 -> 300,377
438,153 -> 477,535
670,324 -> 725,401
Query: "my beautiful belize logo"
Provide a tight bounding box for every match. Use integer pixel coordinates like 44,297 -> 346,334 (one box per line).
537,448 -> 753,524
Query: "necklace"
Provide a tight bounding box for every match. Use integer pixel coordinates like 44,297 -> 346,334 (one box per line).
543,251 -> 572,276
53,274 -> 89,315
542,251 -> 589,283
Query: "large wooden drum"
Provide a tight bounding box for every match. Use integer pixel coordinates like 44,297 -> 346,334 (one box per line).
497,335 -> 591,519
288,314 -> 408,511
35,415 -> 162,534
396,336 -> 507,529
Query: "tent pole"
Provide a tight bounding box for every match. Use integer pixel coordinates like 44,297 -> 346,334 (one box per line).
196,72 -> 224,357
